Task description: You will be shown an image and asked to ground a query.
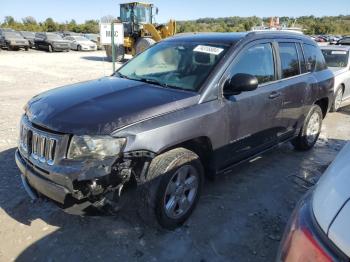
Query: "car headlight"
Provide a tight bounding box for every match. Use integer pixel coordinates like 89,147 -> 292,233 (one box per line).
67,135 -> 126,159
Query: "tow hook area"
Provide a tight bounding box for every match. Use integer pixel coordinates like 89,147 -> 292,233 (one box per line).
73,150 -> 156,212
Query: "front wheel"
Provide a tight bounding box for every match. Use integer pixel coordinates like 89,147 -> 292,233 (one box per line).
291,105 -> 323,151
77,45 -> 82,51
330,87 -> 343,112
48,45 -> 53,53
137,148 -> 204,230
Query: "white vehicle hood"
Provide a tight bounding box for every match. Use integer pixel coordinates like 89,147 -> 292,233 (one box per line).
328,66 -> 348,76
312,142 -> 350,257
77,40 -> 95,46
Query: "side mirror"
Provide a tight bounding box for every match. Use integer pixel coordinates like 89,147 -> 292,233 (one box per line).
223,73 -> 258,96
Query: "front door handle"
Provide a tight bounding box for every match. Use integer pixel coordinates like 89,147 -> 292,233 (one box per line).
269,91 -> 281,99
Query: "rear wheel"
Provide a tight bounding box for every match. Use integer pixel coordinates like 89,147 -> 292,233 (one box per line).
24,47 -> 29,51
330,86 -> 343,112
291,105 -> 323,151
137,148 -> 203,229
135,38 -> 156,55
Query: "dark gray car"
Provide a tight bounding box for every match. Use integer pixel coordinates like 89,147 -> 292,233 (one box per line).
16,32 -> 334,229
0,31 -> 29,51
34,32 -> 70,52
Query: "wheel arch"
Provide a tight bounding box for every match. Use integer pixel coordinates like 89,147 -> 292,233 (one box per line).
315,97 -> 329,118
158,136 -> 214,175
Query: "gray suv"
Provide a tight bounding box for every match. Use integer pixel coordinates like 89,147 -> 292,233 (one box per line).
16,32 -> 334,229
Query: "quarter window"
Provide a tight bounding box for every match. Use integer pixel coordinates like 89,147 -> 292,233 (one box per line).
229,43 -> 275,85
279,43 -> 300,78
303,44 -> 327,72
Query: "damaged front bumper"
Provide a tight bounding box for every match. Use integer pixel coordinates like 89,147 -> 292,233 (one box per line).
15,148 -> 155,213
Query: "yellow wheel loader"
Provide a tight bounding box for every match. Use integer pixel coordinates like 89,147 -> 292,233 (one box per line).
104,2 -> 176,62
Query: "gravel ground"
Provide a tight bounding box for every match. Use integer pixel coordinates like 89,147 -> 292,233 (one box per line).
0,49 -> 350,262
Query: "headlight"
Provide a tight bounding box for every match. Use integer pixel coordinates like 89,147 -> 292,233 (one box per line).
67,135 -> 126,159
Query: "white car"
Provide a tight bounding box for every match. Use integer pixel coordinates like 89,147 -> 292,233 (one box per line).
64,36 -> 97,51
277,142 -> 350,261
321,46 -> 350,111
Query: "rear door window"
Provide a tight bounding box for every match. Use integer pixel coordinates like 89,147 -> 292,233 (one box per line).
278,43 -> 300,78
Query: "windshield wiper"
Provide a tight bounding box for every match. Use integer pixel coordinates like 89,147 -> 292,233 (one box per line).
137,77 -> 169,88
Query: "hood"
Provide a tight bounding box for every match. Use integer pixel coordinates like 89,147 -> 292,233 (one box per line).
312,142 -> 350,234
328,67 -> 348,76
77,40 -> 95,46
6,37 -> 27,42
26,77 -> 199,135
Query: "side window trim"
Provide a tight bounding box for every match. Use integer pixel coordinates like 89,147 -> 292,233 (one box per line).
296,42 -> 307,74
276,40 -> 302,80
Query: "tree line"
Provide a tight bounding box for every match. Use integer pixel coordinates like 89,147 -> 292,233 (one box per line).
177,15 -> 350,35
1,15 -> 350,35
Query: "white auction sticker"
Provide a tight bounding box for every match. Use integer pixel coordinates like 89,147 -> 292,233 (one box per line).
193,45 -> 224,55
331,51 -> 347,55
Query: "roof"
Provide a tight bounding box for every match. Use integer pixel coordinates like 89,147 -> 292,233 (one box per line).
164,31 -> 314,45
165,32 -> 248,44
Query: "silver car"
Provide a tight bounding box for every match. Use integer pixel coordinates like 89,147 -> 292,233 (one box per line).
321,46 -> 350,111
64,35 -> 97,51
277,142 -> 350,261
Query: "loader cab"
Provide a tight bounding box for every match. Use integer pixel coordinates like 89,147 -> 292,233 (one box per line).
120,2 -> 153,25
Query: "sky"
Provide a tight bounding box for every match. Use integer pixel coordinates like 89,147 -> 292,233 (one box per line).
1,0 -> 350,24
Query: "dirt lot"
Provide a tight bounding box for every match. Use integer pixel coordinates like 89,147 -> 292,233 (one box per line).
0,49 -> 349,262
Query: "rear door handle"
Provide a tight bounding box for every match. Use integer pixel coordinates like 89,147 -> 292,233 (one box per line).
269,91 -> 281,99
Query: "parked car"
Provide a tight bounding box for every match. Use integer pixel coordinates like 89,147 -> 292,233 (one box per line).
34,32 -> 70,52
20,31 -> 36,48
64,35 -> 97,51
84,33 -> 102,50
337,37 -> 350,45
277,142 -> 350,261
0,31 -> 29,51
16,32 -> 333,229
0,28 -> 15,36
321,46 -> 350,111
61,31 -> 81,37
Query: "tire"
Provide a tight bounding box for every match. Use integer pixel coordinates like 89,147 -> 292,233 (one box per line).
25,47 -> 29,51
48,45 -> 53,53
137,148 -> 204,230
105,45 -> 125,62
330,86 -> 343,112
135,38 -> 156,55
291,105 -> 323,151
77,45 -> 82,51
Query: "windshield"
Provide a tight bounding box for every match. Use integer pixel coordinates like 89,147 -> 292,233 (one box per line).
4,32 -> 23,38
46,34 -> 62,40
21,31 -> 34,38
117,42 -> 229,92
134,6 -> 152,23
322,49 -> 349,67
73,36 -> 89,41
85,34 -> 97,41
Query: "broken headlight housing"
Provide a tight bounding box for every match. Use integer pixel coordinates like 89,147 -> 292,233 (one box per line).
67,136 -> 126,160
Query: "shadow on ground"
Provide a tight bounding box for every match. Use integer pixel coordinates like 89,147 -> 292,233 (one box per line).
0,137 -> 346,261
80,56 -> 110,62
